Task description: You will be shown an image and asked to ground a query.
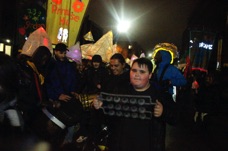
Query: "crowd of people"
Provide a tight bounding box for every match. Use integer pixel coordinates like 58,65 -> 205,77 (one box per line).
0,42 -> 221,151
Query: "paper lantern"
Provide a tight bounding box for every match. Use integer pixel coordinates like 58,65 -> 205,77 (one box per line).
21,27 -> 52,56
66,41 -> 82,63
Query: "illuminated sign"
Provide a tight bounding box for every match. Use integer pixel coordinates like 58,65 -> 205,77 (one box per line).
199,42 -> 213,50
189,30 -> 216,71
17,3 -> 46,48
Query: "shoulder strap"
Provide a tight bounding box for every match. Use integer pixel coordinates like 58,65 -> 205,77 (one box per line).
33,72 -> 43,103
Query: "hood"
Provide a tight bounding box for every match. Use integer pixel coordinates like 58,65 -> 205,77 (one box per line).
159,50 -> 172,66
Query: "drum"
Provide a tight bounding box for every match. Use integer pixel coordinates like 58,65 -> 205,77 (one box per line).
79,94 -> 97,111
30,97 -> 84,147
30,106 -> 67,146
57,97 -> 84,126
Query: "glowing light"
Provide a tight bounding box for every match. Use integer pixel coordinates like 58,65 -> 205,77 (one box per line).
0,43 -> 4,52
128,45 -> 132,49
6,39 -> 11,43
117,20 -> 131,33
5,45 -> 11,56
199,42 -> 213,50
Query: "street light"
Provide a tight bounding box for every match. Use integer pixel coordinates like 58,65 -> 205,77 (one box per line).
115,19 -> 131,44
117,20 -> 131,33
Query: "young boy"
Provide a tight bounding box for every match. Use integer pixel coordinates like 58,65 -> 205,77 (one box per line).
94,58 -> 179,151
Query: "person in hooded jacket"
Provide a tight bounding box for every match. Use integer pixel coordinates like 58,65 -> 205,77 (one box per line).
17,46 -> 52,127
152,45 -> 187,102
16,46 -> 69,149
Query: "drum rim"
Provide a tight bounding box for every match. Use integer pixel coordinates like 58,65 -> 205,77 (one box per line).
42,108 -> 66,129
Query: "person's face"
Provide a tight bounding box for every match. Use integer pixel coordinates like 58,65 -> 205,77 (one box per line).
130,62 -> 152,91
110,59 -> 125,75
54,51 -> 66,61
92,62 -> 100,69
77,63 -> 84,72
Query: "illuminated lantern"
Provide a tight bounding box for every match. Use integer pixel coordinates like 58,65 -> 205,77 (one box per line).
66,41 -> 82,63
140,53 -> 146,58
130,54 -> 138,66
83,31 -> 94,42
81,31 -> 116,62
21,27 -> 52,56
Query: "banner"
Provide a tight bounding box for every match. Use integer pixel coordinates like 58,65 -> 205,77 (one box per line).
46,0 -> 90,47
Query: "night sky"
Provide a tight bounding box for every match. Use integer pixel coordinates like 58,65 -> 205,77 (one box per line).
85,0 -> 227,52
0,0 -> 227,54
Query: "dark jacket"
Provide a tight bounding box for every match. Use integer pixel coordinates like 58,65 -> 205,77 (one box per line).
111,83 -> 178,151
17,58 -> 46,125
45,59 -> 77,100
83,65 -> 109,94
45,58 -> 83,126
102,70 -> 130,94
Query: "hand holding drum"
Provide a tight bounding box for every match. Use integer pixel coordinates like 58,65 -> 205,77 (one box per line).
93,96 -> 103,109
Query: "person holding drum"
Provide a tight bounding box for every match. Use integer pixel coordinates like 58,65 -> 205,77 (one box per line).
45,43 -> 83,146
17,46 -> 52,130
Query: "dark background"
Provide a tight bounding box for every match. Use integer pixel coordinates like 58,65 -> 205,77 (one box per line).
0,0 -> 228,62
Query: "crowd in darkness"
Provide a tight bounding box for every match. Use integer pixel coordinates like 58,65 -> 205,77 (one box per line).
0,43 -> 226,151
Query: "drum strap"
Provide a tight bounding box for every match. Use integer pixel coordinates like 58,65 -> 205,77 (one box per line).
34,72 -> 42,103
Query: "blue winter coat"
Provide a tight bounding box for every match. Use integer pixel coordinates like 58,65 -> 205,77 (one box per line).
155,50 -> 187,94
45,59 -> 77,101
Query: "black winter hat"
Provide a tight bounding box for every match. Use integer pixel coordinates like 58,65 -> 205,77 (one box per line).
54,43 -> 68,52
92,54 -> 102,63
